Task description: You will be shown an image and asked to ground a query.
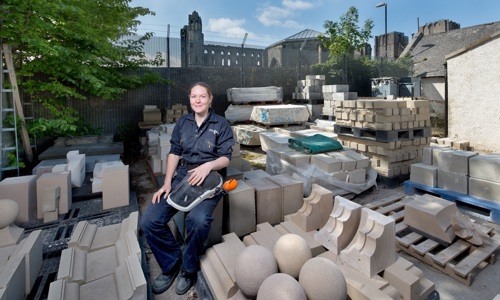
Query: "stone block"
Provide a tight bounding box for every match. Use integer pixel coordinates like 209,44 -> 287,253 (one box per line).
9,230 -> 43,295
206,198 -> 224,247
322,85 -> 349,93
0,175 -> 37,223
431,147 -> 453,167
243,169 -> 270,180
245,178 -> 283,225
68,221 -> 98,251
383,257 -> 435,300
289,184 -> 333,232
343,150 -> 370,169
410,163 -> 438,187
37,172 -> 71,218
315,196 -> 362,254
347,168 -> 366,184
93,161 -> 124,178
403,194 -> 457,244
438,150 -> 477,175
226,167 -> 243,181
47,279 -> 80,300
41,187 -> 59,213
200,233 -> 246,300
259,131 -> 289,152
0,254 -> 25,300
242,222 -> 282,250
268,174 -> 304,220
469,154 -> 500,182
148,154 -> 161,174
102,165 -> 129,210
310,154 -> 342,173
57,247 -> 86,284
340,208 -> 396,278
469,177 -> 500,202
326,151 -> 356,171
66,153 -> 86,188
224,180 -> 256,238
232,124 -> 266,146
43,210 -> 59,223
437,169 -> 468,194
250,105 -> 310,125
229,156 -> 242,170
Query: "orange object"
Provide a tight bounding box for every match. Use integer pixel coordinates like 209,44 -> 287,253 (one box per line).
222,179 -> 238,192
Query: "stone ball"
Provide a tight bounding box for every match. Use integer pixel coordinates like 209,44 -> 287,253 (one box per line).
273,233 -> 312,279
299,257 -> 347,300
235,245 -> 278,298
0,199 -> 20,229
257,273 -> 307,300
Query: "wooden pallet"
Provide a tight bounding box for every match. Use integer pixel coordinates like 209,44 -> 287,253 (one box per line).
365,193 -> 499,286
334,124 -> 431,142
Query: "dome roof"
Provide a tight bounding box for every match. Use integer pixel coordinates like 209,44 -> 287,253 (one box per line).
267,29 -> 323,48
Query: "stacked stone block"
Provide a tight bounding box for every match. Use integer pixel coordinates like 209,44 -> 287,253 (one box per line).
335,99 -> 432,179
321,84 -> 357,118
142,105 -> 162,123
163,103 -> 188,124
411,149 -> 500,203
292,75 -> 325,103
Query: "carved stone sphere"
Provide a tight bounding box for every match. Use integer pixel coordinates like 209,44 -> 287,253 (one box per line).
299,257 -> 347,300
273,233 -> 312,279
257,273 -> 307,300
235,245 -> 278,298
0,199 -> 20,229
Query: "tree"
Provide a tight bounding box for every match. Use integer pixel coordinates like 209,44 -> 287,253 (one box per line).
319,6 -> 374,83
0,0 -> 164,137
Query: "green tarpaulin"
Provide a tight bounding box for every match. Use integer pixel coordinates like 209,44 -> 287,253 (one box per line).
288,134 -> 343,154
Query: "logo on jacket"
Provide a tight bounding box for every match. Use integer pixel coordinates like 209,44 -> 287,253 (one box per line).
209,129 -> 219,135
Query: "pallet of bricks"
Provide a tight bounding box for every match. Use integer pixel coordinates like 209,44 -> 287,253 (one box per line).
334,98 -> 432,186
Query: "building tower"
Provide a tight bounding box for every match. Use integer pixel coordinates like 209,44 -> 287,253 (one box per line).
181,11 -> 204,67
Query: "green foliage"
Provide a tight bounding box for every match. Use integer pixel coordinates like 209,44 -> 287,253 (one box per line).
7,150 -> 25,169
0,0 -> 169,137
27,117 -> 102,138
319,6 -> 374,56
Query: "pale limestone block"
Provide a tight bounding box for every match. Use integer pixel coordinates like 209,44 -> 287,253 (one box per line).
347,168 -> 366,184
259,131 -> 289,152
86,245 -> 118,283
47,279 -> 80,300
0,254 -> 25,300
93,161 -> 124,178
37,172 -> 71,218
410,163 -> 438,187
311,154 -> 342,173
91,177 -> 103,194
403,194 -> 457,244
250,105 -> 310,125
322,85 -> 349,93
431,147 -> 453,167
224,180 -> 256,238
57,247 -> 87,284
79,274 -> 116,300
242,223 -> 282,250
0,175 -> 37,223
200,233 -> 246,300
315,196 -> 362,254
326,151 -> 357,171
206,197 -> 224,247
469,154 -> 500,182
268,174 -> 304,220
66,153 -> 86,188
469,177 -> 500,202
102,165 -> 129,210
343,149 -> 370,169
90,211 -> 139,252
226,167 -> 243,181
10,230 -> 43,295
41,187 -> 60,213
52,164 -> 67,173
383,257 -> 435,300
438,150 -> 477,175
243,169 -> 270,180
43,210 -> 59,223
437,170 -> 469,194
290,184 -> 333,232
232,124 -> 266,146
245,178 -> 282,225
68,221 -> 98,251
340,208 -> 396,278
148,154 -> 161,174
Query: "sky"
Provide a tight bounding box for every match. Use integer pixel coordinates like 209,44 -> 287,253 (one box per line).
130,0 -> 500,48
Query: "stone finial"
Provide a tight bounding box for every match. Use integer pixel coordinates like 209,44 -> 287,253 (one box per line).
0,198 -> 24,247
257,273 -> 306,300
235,245 -> 278,298
273,234 -> 312,279
299,257 -> 347,300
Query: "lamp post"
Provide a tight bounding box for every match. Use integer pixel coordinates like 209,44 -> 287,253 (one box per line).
376,2 -> 388,63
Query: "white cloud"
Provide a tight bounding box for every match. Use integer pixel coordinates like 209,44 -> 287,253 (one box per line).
257,0 -> 315,28
207,18 -> 254,41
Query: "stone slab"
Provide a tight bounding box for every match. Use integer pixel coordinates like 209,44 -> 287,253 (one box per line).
437,170 -> 469,194
250,104 -> 309,125
0,175 -> 37,223
469,155 -> 500,182
469,177 -> 500,203
410,163 -> 438,187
